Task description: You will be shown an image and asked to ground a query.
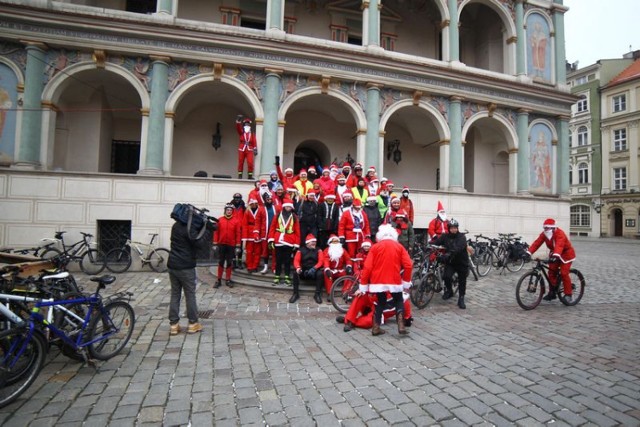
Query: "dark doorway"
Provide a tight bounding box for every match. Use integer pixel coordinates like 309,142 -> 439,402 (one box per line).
613,208 -> 623,236
294,147 -> 322,175
126,0 -> 156,14
111,140 -> 140,174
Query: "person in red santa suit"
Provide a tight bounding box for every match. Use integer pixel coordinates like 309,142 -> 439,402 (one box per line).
346,163 -> 363,188
236,115 -> 257,179
382,196 -> 402,224
526,218 -> 577,302
338,198 -> 371,258
268,197 -> 301,286
428,201 -> 449,241
290,234 -> 325,304
399,186 -> 415,224
213,204 -> 242,288
365,166 -> 377,184
358,223 -> 413,336
254,193 -> 279,274
323,234 -> 353,296
275,156 -> 296,191
336,292 -> 413,332
242,198 -> 261,273
335,174 -> 350,206
315,167 -> 336,199
341,162 -> 353,186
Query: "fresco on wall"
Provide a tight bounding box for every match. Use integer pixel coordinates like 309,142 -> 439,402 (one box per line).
0,63 -> 18,165
526,12 -> 552,82
530,122 -> 553,194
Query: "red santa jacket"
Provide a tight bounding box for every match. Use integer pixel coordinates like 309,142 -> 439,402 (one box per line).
323,247 -> 352,272
399,197 -> 414,223
241,207 -> 259,242
315,176 -> 336,198
213,216 -> 241,246
276,164 -> 297,191
528,228 -> 576,264
339,208 -> 370,243
428,216 -> 448,240
359,238 -> 412,294
268,212 -> 301,248
254,204 -> 279,241
236,121 -> 257,152
293,247 -> 325,270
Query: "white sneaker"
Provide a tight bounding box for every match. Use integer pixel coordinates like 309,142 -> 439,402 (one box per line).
260,265 -> 268,274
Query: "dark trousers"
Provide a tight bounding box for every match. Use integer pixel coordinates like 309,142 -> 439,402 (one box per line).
443,263 -> 468,297
299,223 -> 317,246
218,244 -> 234,268
374,292 -> 403,324
275,245 -> 293,278
293,268 -> 323,295
317,230 -> 335,250
168,268 -> 198,324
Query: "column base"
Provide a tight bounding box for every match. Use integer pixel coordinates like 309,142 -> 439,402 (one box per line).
517,190 -> 533,196
11,161 -> 42,171
265,28 -> 286,40
447,185 -> 467,193
137,168 -> 165,176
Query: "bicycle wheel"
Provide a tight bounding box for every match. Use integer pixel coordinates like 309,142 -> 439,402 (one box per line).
410,272 -> 436,309
451,272 -> 459,296
558,269 -> 586,307
476,251 -> 493,276
105,248 -> 132,274
52,292 -> 87,362
40,248 -> 62,260
87,300 -> 135,360
515,271 -> 545,310
80,249 -> 106,275
505,256 -> 526,273
148,248 -> 170,273
330,275 -> 358,313
0,328 -> 47,408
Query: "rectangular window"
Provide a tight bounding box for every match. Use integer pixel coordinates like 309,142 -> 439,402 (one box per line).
570,205 -> 590,227
575,76 -> 587,85
577,129 -> 588,146
578,166 -> 588,184
613,167 -> 627,190
577,99 -> 588,113
613,129 -> 627,151
613,94 -> 626,113
240,18 -> 266,30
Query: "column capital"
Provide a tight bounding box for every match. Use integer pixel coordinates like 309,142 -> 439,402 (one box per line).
509,148 -> 518,154
450,95 -> 464,102
361,0 -> 370,10
439,139 -> 450,146
556,115 -> 571,122
413,90 -> 423,105
213,63 -> 223,80
92,50 -> 106,68
141,108 -> 150,117
552,139 -> 558,146
20,40 -> 47,51
517,108 -> 532,115
366,82 -> 383,90
149,55 -> 171,64
321,75 -> 331,94
264,68 -> 284,76
506,36 -> 517,44
440,20 -> 450,29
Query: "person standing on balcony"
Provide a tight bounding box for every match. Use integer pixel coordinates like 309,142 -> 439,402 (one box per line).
236,115 -> 257,179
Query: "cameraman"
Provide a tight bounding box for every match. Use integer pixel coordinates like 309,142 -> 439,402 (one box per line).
431,218 -> 468,309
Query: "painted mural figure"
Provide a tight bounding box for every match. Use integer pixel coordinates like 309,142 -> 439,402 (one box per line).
133,57 -> 150,90
236,115 -> 258,179
530,22 -> 548,79
46,49 -> 69,80
169,62 -> 189,91
0,86 -> 10,141
532,130 -> 551,191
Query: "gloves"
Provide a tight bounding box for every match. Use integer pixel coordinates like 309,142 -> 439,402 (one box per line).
253,147 -> 258,156
275,155 -> 280,166
308,267 -> 316,277
268,242 -> 275,251
324,269 -> 332,278
549,256 -> 559,263
236,114 -> 243,122
296,268 -> 302,275
345,265 -> 353,275
437,254 -> 450,264
235,246 -> 242,256
339,237 -> 345,245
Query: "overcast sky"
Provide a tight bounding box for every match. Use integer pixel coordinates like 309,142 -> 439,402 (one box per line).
564,0 -> 640,67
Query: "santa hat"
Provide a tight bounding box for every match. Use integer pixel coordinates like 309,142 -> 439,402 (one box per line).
308,165 -> 316,173
341,162 -> 351,169
367,166 -> 376,174
361,239 -> 372,248
224,204 -> 235,211
299,168 -> 307,175
248,198 -> 258,204
330,164 -> 338,171
259,179 -> 268,186
370,177 -> 379,183
380,177 -> 388,183
307,191 -> 316,198
328,234 -> 340,243
282,197 -> 294,208
324,193 -> 336,199
543,218 -> 557,228
342,191 -> 353,198
395,209 -> 406,218
366,196 -> 377,202
437,201 -> 445,212
285,167 -> 293,174
352,199 -> 362,208
391,196 -> 400,203
336,174 -> 346,181
242,118 -> 252,124
354,163 -> 363,170
322,167 -> 330,174
305,234 -> 317,244
386,180 -> 394,187
287,187 -> 298,193
402,186 -> 410,192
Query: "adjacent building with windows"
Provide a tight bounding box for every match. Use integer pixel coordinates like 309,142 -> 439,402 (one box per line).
567,55 -> 635,236
0,0 -> 575,254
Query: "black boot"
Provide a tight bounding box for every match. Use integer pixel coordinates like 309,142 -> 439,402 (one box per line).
457,295 -> 466,309
237,172 -> 243,179
314,293 -> 322,304
289,292 -> 299,303
213,279 -> 222,288
442,288 -> 453,300
543,288 -> 557,301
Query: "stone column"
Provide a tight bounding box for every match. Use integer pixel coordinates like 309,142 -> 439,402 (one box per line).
156,0 -> 174,14
15,42 -> 47,168
556,116 -> 570,195
365,83 -> 381,170
140,56 -> 170,175
448,96 -> 463,190
260,69 -> 282,178
517,109 -> 530,193
515,0 -> 526,76
266,0 -> 284,31
448,0 -> 459,62
363,0 -> 380,47
552,4 -> 567,85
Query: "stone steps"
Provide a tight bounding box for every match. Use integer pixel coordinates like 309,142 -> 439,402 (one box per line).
202,265 -> 320,295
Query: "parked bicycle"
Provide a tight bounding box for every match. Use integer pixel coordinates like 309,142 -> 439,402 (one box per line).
40,232 -> 106,275
105,233 -> 170,273
0,274 -> 135,407
329,258 -> 362,313
515,258 -> 585,310
410,244 -> 459,309
473,234 -> 527,276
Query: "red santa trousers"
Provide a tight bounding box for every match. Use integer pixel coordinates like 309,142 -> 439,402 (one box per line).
237,150 -> 255,175
548,260 -> 573,295
244,240 -> 261,271
345,294 -> 412,329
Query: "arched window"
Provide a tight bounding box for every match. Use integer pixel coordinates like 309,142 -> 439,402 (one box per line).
577,126 -> 588,146
570,205 -> 590,227
578,162 -> 589,184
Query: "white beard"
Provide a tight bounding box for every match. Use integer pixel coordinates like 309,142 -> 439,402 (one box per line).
438,212 -> 447,221
259,187 -> 269,197
327,243 -> 344,262
544,230 -> 553,240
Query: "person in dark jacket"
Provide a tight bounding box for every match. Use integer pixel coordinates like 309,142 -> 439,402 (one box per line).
168,218 -> 209,335
298,191 -> 318,246
316,193 -> 340,250
363,196 -> 382,242
431,218 -> 469,309
290,234 -> 325,304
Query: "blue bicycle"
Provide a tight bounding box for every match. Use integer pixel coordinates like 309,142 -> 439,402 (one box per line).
0,275 -> 135,407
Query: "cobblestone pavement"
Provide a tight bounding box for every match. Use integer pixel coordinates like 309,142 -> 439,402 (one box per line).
1,238 -> 639,426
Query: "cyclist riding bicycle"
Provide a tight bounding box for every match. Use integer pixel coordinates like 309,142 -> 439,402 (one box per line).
430,218 -> 469,309
525,218 -> 576,302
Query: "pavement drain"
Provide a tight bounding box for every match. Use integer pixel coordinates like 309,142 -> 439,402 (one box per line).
198,310 -> 214,319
